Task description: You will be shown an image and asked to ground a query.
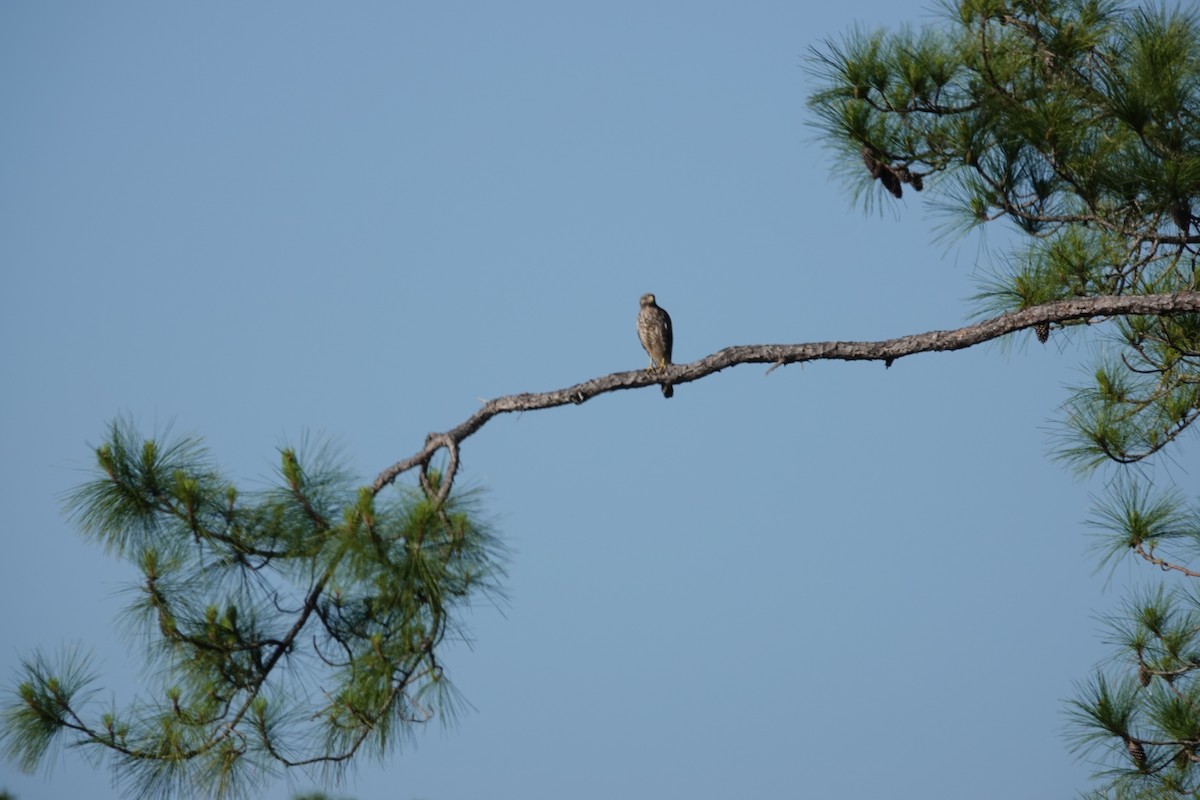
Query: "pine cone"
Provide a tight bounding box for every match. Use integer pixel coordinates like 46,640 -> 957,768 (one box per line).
860,144 -> 908,199
861,145 -> 883,179
1171,198 -> 1192,235
1126,737 -> 1147,768
1034,322 -> 1050,344
879,167 -> 903,198
895,166 -> 924,192
1138,662 -> 1152,687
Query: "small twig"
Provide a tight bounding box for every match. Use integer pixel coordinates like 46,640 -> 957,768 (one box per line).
1134,542 -> 1200,578
1132,542 -> 1200,578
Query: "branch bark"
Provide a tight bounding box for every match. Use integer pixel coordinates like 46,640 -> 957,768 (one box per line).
372,292 -> 1200,495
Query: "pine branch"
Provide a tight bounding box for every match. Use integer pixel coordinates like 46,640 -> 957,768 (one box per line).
374,292 -> 1200,496
1133,542 -> 1200,579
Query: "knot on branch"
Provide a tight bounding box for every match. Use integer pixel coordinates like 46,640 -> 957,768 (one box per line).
418,433 -> 459,508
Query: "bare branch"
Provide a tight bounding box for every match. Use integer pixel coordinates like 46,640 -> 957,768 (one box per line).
1134,542 -> 1200,579
372,292 -> 1200,493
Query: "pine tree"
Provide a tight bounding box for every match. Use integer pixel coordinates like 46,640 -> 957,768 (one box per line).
5,2 -> 1200,798
807,0 -> 1200,795
0,420 -> 504,800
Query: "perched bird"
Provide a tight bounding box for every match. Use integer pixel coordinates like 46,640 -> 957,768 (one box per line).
637,293 -> 674,398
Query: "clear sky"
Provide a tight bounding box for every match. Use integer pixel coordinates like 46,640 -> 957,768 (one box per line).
2,3 -> 1184,799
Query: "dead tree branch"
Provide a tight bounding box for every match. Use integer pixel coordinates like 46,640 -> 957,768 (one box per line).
373,292 -> 1200,496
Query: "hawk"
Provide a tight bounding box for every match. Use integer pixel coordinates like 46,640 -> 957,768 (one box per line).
637,293 -> 674,398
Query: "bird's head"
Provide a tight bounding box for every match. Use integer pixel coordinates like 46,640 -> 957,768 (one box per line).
640,293 -> 656,307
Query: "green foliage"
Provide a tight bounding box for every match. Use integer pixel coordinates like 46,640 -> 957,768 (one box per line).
810,0 -> 1200,463
807,0 -> 1199,276
1,420 -> 504,800
1085,480 -> 1199,573
1,646 -> 98,774
1066,583 -> 1200,793
808,0 -> 1200,796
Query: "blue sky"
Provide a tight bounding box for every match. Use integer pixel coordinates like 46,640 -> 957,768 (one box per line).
2,3 -> 1185,799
